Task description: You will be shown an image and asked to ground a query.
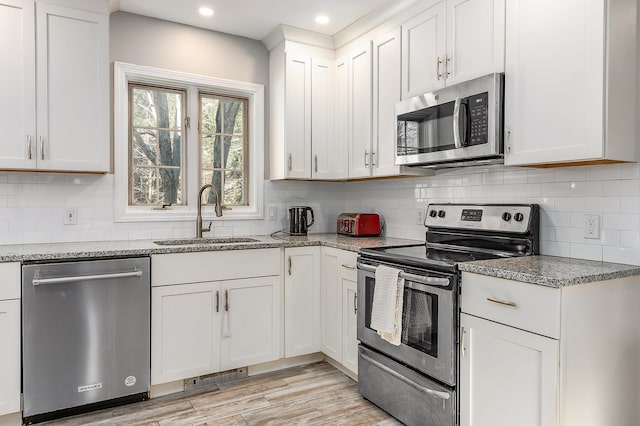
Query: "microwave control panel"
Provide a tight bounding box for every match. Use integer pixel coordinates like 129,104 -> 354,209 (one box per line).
467,92 -> 488,146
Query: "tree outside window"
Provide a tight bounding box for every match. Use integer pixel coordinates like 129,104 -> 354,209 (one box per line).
200,94 -> 248,206
129,85 -> 185,206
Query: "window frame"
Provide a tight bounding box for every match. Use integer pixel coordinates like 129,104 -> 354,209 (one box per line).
114,62 -> 265,222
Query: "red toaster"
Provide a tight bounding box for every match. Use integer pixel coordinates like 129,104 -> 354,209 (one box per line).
337,213 -> 381,237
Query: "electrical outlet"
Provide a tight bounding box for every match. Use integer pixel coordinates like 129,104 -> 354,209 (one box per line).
416,208 -> 425,225
268,206 -> 277,221
64,208 -> 78,225
583,214 -> 600,239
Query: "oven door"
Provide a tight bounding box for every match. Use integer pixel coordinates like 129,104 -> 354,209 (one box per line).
357,262 -> 456,386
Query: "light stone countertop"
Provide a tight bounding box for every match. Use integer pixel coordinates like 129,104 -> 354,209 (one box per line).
458,255 -> 640,288
0,233 -> 423,263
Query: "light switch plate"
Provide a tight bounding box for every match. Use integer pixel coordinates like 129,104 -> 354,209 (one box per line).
64,208 -> 78,225
268,206 -> 277,221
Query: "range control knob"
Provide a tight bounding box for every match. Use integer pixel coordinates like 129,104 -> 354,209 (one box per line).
438,210 -> 446,218
502,212 -> 512,222
514,212 -> 525,222
429,210 -> 438,218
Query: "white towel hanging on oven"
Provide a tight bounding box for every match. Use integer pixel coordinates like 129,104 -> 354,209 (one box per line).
370,265 -> 404,346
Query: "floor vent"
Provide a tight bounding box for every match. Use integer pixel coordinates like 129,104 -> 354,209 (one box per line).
184,367 -> 248,390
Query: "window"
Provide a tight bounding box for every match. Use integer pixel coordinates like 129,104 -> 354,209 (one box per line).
114,63 -> 265,222
199,94 -> 248,206
129,85 -> 186,206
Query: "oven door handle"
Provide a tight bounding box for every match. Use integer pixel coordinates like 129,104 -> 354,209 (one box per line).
357,263 -> 450,287
360,352 -> 451,401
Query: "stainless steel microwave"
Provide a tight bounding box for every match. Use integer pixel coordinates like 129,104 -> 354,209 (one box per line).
395,73 -> 504,168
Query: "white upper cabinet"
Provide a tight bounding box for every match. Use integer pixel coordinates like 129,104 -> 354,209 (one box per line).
0,0 -> 109,173
0,0 -> 36,170
372,29 -> 404,177
284,52 -> 312,178
504,0 -> 637,166
348,41 -> 374,179
402,2 -> 446,98
334,56 -> 350,179
269,42 -> 343,180
401,0 -> 505,99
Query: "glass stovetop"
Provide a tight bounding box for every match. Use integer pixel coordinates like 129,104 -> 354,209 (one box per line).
359,244 -> 503,272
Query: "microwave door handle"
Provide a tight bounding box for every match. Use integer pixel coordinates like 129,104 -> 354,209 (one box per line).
460,100 -> 469,147
453,98 -> 462,149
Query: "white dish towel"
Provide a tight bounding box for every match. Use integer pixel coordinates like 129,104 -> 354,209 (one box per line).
370,265 -> 404,346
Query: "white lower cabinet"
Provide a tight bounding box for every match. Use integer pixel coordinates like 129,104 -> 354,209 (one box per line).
151,282 -> 220,385
320,247 -> 359,375
151,250 -> 281,386
0,263 -> 20,416
220,276 -> 281,370
460,313 -> 558,426
460,271 -> 640,426
341,279 -> 358,374
284,247 -> 321,357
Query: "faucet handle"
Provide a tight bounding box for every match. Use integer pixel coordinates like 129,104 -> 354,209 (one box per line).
205,222 -> 212,232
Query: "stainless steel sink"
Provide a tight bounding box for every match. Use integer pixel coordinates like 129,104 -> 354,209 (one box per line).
153,237 -> 259,246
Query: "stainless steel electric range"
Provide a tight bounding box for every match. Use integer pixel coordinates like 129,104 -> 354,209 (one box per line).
356,203 -> 540,426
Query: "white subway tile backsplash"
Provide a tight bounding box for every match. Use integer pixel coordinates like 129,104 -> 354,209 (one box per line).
527,169 -> 555,183
570,181 -> 603,197
603,180 -> 639,197
569,243 -> 603,261
585,165 -> 621,181
555,167 -> 586,182
603,246 -> 640,266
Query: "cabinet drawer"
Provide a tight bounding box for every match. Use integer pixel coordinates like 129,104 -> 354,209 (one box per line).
151,249 -> 280,286
340,251 -> 358,282
461,272 -> 560,339
0,263 -> 21,300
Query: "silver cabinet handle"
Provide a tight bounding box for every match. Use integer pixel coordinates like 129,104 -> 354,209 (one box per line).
446,55 -> 451,77
27,135 -> 32,160
288,256 -> 292,276
354,293 -> 357,315
40,136 -> 45,160
341,264 -> 355,270
487,297 -> 518,308
364,150 -> 369,167
314,154 -> 318,173
461,326 -> 466,358
225,289 -> 229,312
216,290 -> 220,313
288,153 -> 292,171
32,269 -> 142,286
436,56 -> 443,80
371,151 -> 376,167
360,352 -> 450,400
357,263 -> 450,287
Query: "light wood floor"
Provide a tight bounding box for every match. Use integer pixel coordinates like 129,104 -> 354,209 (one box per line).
41,362 -> 400,425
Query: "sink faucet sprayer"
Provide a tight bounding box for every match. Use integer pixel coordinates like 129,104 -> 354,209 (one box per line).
196,184 -> 223,238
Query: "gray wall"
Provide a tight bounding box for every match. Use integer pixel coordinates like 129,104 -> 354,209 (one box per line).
110,11 -> 269,84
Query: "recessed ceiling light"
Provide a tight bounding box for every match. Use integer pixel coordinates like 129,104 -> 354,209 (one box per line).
315,15 -> 330,25
199,7 -> 214,17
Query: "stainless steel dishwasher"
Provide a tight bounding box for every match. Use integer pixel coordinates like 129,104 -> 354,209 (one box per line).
22,257 -> 150,424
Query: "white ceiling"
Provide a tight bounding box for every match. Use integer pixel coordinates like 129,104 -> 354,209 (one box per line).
110,0 -> 401,41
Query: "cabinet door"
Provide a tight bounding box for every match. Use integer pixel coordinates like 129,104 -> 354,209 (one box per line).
151,282 -> 220,385
401,2 -> 446,99
284,53 -> 312,178
333,56 -> 349,179
311,57 -> 334,179
0,300 -> 20,416
320,248 -> 342,362
504,0 -> 605,165
445,0 -> 504,86
348,42 -> 373,178
35,3 -> 108,172
460,313 -> 559,426
372,29 -> 402,177
342,279 -> 358,375
0,0 -> 36,170
284,247 -> 321,357
220,276 -> 281,370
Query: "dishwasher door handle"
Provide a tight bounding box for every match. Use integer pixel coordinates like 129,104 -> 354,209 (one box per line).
32,269 -> 143,286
